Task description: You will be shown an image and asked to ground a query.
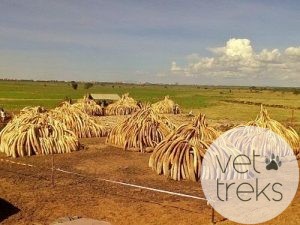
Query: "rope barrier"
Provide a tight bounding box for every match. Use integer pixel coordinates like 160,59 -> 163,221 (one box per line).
0,158 -> 34,167
0,157 -> 217,224
0,158 -> 208,202
56,168 -> 207,201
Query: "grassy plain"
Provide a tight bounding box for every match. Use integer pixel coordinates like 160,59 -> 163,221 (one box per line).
0,80 -> 299,125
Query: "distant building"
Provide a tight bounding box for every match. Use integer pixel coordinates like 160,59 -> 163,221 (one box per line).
87,93 -> 120,106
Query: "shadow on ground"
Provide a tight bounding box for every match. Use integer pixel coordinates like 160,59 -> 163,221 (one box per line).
0,198 -> 20,223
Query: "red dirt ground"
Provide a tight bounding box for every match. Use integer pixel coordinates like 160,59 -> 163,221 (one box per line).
0,137 -> 299,225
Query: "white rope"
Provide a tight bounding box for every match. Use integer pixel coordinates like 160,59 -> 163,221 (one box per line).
0,158 -> 34,167
1,158 -> 208,202
56,168 -> 207,201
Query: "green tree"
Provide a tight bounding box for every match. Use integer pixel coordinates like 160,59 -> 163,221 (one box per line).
70,81 -> 78,90
84,82 -> 93,89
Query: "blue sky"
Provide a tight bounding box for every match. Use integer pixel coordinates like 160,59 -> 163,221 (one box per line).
0,0 -> 299,86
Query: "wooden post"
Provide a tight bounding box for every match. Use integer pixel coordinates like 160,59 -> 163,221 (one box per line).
211,206 -> 215,224
291,109 -> 294,126
51,154 -> 55,187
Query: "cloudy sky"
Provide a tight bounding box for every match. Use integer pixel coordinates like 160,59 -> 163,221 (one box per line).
0,0 -> 299,86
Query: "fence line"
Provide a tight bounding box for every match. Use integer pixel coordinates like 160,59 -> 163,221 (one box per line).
0,158 -> 219,224
1,158 -> 208,201
56,168 -> 208,201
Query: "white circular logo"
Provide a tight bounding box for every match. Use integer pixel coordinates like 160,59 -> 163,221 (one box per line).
201,126 -> 299,224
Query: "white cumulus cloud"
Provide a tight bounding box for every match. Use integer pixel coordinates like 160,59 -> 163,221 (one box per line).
170,61 -> 183,72
170,38 -> 300,85
257,49 -> 281,62
285,47 -> 300,57
224,38 -> 253,58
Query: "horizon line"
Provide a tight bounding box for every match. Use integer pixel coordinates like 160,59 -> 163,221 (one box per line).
0,78 -> 299,89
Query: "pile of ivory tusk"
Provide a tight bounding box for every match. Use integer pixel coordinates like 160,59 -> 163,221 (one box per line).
74,96 -> 104,116
106,107 -> 175,152
149,114 -> 219,181
246,105 -> 300,156
0,107 -> 79,157
51,102 -> 108,138
152,96 -> 180,114
105,93 -> 140,115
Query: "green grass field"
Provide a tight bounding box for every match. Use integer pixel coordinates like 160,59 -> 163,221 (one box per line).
0,80 -> 299,125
